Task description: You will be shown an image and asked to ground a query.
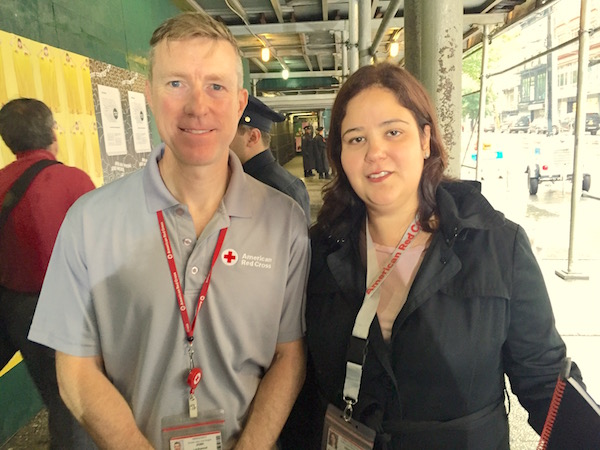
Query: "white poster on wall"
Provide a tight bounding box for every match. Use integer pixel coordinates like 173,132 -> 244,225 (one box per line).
97,84 -> 127,156
128,90 -> 151,154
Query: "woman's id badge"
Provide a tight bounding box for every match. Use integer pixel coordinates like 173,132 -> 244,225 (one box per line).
161,409 -> 224,450
321,404 -> 375,450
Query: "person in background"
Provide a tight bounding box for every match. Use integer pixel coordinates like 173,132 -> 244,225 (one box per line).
28,11 -> 309,450
314,126 -> 330,179
230,95 -> 311,224
281,62 -> 584,449
301,125 -> 316,178
0,98 -> 95,449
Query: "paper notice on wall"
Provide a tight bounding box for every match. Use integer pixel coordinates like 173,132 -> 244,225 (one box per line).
97,84 -> 127,156
128,90 -> 151,154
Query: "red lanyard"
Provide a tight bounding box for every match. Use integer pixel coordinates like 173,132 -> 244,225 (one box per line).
365,218 -> 421,295
157,210 -> 228,342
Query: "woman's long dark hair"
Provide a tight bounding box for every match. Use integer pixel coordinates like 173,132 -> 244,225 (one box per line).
313,63 -> 449,240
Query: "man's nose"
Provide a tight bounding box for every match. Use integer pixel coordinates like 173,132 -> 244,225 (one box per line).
184,86 -> 210,116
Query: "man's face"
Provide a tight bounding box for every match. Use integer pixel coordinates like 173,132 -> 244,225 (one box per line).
146,37 -> 248,169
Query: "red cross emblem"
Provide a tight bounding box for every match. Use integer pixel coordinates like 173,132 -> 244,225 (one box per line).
221,249 -> 238,266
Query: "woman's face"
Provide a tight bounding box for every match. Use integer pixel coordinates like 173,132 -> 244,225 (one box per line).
340,86 -> 430,217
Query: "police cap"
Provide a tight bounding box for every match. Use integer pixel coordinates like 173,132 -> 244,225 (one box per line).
239,95 -> 285,133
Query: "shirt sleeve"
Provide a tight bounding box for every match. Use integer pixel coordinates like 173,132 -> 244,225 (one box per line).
28,202 -> 100,357
277,205 -> 310,343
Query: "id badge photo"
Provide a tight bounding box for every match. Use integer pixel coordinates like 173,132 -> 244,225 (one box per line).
161,409 -> 225,450
321,404 -> 375,450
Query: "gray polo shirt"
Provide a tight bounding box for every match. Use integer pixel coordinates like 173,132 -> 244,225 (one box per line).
29,146 -> 310,449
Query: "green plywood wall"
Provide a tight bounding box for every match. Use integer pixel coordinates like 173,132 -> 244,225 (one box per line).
0,0 -> 181,75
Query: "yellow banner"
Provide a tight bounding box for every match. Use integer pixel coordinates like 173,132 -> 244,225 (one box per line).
0,31 -> 103,186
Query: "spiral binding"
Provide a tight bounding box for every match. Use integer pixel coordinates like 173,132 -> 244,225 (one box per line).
537,377 -> 567,450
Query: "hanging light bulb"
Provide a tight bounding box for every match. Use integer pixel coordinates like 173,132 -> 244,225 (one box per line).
390,42 -> 399,58
261,47 -> 270,62
282,68 -> 289,80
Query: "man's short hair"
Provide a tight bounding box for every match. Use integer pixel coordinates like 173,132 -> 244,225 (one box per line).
238,123 -> 272,148
148,11 -> 243,87
0,98 -> 54,155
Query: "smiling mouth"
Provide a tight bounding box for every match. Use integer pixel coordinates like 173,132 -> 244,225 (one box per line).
182,128 -> 212,135
368,171 -> 390,179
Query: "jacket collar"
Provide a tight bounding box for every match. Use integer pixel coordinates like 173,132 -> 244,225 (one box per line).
436,181 -> 505,246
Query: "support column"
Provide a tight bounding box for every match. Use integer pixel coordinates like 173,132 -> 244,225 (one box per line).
404,0 -> 462,178
556,0 -> 590,280
342,30 -> 349,80
475,25 -> 490,182
358,0 -> 372,67
348,0 -> 359,74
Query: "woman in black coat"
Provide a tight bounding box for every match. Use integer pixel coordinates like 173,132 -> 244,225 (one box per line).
281,63 -> 583,450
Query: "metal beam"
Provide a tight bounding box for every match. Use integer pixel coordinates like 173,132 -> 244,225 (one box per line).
249,57 -> 269,73
249,70 -> 342,80
269,0 -> 284,23
225,14 -> 505,37
370,0 -> 402,58
224,0 -> 249,23
299,33 -> 313,71
371,0 -> 380,18
317,54 -> 324,72
259,93 -> 337,111
227,18 -> 404,36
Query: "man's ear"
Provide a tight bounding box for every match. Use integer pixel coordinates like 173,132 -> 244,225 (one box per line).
248,128 -> 262,145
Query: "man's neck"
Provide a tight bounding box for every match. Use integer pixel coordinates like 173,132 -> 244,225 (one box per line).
158,151 -> 230,237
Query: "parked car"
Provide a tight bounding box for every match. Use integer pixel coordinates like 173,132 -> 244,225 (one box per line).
559,112 -> 600,135
528,117 -> 558,135
509,115 -> 530,133
500,115 -> 517,133
525,140 -> 591,195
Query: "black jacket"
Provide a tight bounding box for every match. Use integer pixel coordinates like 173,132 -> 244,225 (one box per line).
282,181 -> 581,449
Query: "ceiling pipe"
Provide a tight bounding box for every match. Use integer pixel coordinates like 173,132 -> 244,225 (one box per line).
369,0 -> 402,57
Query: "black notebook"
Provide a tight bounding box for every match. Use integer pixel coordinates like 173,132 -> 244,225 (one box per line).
537,358 -> 600,450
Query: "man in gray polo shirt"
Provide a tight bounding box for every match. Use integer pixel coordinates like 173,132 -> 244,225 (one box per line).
28,11 -> 309,450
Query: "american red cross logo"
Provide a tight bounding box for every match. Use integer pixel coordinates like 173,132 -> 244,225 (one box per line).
221,249 -> 238,266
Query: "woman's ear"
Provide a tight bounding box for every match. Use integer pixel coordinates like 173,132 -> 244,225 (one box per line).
421,124 -> 431,158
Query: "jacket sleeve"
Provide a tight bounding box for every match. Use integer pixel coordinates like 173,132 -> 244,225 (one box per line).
502,225 -> 583,433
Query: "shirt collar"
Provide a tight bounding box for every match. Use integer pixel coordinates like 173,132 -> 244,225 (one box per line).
143,144 -> 252,219
15,149 -> 56,161
242,149 -> 275,174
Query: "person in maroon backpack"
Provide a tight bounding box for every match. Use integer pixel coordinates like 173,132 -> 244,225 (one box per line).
0,98 -> 95,449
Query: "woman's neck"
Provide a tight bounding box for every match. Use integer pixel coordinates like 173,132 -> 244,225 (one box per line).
367,209 -> 419,247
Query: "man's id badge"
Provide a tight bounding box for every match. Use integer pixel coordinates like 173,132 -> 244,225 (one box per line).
161,409 -> 225,450
322,404 -> 375,450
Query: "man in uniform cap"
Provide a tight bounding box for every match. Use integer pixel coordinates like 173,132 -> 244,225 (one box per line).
314,126 -> 330,179
230,95 -> 311,224
301,125 -> 316,178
